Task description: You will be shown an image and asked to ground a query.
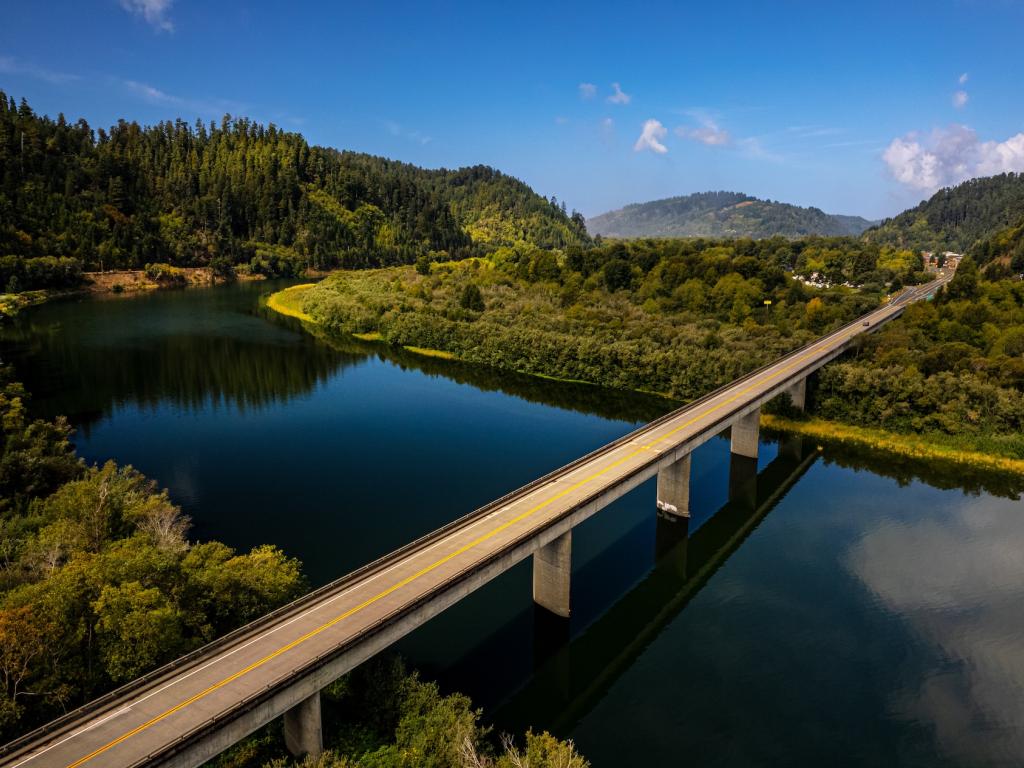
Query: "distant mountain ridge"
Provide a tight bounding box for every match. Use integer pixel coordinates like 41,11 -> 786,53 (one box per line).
587,191 -> 877,239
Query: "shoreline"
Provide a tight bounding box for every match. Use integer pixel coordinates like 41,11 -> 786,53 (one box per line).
266,285 -> 1024,476
761,415 -> 1024,475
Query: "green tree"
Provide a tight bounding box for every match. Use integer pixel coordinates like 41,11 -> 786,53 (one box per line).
93,581 -> 186,682
458,283 -> 485,312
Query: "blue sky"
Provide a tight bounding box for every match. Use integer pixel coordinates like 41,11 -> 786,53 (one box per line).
2,0 -> 1023,220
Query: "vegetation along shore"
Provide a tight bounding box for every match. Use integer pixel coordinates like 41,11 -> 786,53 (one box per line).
268,238 -> 1024,471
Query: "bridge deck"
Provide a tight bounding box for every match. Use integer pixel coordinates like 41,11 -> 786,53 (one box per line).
3,279 -> 946,768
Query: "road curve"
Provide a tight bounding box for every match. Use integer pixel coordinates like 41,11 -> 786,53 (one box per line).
1,276 -> 949,768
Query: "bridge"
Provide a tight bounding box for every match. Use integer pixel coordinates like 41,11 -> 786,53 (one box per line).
0,277 -> 948,768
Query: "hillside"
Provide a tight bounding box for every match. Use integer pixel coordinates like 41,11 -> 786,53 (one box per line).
0,93 -> 588,280
865,173 -> 1024,254
586,191 -> 876,239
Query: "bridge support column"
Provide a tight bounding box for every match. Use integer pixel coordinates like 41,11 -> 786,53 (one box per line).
656,454 -> 691,518
786,378 -> 806,411
284,691 -> 323,759
730,407 -> 760,459
533,530 -> 571,618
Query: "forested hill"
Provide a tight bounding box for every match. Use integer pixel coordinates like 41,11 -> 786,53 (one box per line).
865,173 -> 1024,255
586,191 -> 876,239
0,93 -> 588,275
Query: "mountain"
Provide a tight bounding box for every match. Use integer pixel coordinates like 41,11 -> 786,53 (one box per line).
587,191 -> 877,239
0,93 -> 588,276
864,173 -> 1024,254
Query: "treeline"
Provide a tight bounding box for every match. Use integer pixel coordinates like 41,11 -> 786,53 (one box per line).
0,369 -> 306,739
300,238 -> 899,401
866,173 -> 1024,254
0,93 -> 588,281
813,257 -> 1024,457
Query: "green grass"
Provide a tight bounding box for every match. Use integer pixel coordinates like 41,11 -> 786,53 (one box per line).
403,345 -> 457,360
762,414 -> 1024,475
265,284 -> 315,322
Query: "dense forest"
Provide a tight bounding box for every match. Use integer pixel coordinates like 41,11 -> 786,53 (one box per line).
295,237 -> 927,402
0,93 -> 588,289
587,191 -> 876,239
866,173 -> 1024,254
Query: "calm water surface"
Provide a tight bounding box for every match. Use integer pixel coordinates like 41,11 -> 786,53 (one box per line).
3,280 -> 1023,767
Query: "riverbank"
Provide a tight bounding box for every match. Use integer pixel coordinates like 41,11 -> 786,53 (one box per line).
762,415 -> 1024,475
264,282 -> 316,322
267,281 -> 1024,477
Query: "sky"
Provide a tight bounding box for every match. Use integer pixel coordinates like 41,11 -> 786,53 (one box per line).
2,0 -> 1023,220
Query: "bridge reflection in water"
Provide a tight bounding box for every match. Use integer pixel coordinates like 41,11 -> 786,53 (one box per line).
496,435 -> 817,733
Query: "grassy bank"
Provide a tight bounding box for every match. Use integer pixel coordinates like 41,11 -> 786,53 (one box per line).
265,283 -> 316,322
762,414 -> 1024,475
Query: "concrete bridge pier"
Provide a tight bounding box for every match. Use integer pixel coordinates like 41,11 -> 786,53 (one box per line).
284,691 -> 323,759
656,453 -> 691,518
533,530 -> 572,618
786,378 -> 807,411
730,407 -> 760,459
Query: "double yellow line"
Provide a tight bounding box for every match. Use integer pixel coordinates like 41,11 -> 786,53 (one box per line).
60,309 -> 888,768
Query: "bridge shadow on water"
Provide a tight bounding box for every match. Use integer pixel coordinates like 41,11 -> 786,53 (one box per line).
396,434 -> 818,734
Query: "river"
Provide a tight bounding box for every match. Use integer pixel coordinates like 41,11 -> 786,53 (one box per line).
2,279 -> 1023,767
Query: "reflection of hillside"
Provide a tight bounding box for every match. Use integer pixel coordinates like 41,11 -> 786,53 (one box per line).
493,438 -> 818,733
305,324 -> 673,425
2,304 -> 361,432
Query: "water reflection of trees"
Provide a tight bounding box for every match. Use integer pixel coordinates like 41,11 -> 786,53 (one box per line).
2,304 -> 357,432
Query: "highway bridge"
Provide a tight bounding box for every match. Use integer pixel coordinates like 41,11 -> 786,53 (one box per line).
0,277 -> 949,768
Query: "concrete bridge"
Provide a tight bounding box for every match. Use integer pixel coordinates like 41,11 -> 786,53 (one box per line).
0,278 -> 947,768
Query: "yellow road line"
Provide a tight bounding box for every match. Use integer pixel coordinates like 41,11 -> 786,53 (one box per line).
61,309 -> 889,768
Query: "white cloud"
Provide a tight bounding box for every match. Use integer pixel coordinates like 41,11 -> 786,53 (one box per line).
883,124 -> 1024,191
578,82 -> 596,100
120,0 -> 175,32
125,79 -> 181,105
633,119 -> 667,154
123,79 -> 245,118
953,90 -> 969,109
0,55 -> 80,84
675,117 -> 730,146
607,82 -> 631,105
959,72 -> 969,85
602,117 -> 614,128
848,496 -> 1024,764
383,118 -> 431,145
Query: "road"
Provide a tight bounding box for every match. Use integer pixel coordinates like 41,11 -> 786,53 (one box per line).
1,276 -> 949,768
